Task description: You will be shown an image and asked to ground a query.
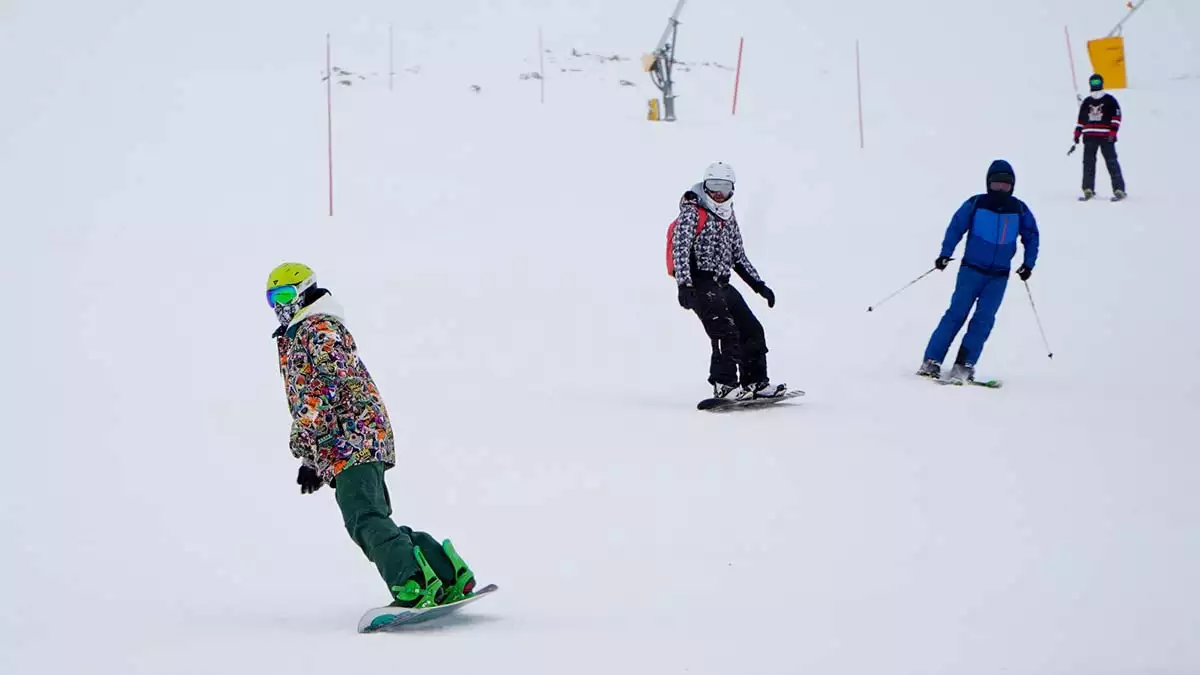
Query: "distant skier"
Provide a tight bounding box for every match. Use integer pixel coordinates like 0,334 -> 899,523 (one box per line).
668,162 -> 784,400
1074,73 -> 1126,201
917,160 -> 1040,383
266,262 -> 476,609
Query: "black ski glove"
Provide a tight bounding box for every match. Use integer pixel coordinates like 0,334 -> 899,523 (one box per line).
935,256 -> 952,271
1015,264 -> 1032,281
750,282 -> 776,308
677,285 -> 696,310
297,465 -> 323,494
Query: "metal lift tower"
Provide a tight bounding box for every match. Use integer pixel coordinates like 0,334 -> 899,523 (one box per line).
646,0 -> 688,121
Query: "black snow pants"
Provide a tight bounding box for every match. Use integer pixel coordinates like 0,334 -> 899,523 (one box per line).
1082,138 -> 1126,192
692,273 -> 768,387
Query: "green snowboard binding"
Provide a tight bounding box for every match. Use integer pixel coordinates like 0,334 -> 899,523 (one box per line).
389,546 -> 444,608
440,539 -> 477,604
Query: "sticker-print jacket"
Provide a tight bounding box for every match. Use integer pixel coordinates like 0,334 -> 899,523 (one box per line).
276,295 -> 394,484
670,185 -> 763,288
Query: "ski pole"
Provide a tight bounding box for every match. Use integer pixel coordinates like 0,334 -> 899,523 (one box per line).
1067,141 -> 1078,156
867,266 -> 940,312
1023,280 -> 1054,358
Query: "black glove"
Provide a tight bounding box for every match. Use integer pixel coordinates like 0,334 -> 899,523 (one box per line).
935,256 -> 952,271
297,465 -> 323,494
677,285 -> 696,310
1015,264 -> 1032,281
751,282 -> 775,308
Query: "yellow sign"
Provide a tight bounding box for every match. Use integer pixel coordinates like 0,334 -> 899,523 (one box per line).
647,98 -> 661,121
1087,36 -> 1127,89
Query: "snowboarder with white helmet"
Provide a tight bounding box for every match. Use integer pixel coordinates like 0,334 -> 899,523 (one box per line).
265,262 -> 479,610
667,162 -> 785,401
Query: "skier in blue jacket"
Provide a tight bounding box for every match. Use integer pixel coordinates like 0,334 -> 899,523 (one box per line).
918,159 -> 1040,383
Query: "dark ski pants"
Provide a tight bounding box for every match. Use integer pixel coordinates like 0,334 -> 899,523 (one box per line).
924,266 -> 1009,366
692,275 -> 768,386
334,462 -> 457,598
1082,138 -> 1125,192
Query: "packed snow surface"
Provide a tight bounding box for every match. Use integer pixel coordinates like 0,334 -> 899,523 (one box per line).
3,1 -> 1198,673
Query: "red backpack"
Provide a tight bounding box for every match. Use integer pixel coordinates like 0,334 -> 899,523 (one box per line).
665,209 -> 709,277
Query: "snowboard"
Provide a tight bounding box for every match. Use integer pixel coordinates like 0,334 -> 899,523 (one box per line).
357,583 -> 499,633
697,388 -> 805,411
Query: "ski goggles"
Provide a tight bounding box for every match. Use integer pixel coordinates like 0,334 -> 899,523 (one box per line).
266,284 -> 303,307
704,179 -> 734,199
989,180 -> 1013,193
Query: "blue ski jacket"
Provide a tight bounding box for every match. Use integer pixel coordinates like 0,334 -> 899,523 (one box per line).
940,193 -> 1040,276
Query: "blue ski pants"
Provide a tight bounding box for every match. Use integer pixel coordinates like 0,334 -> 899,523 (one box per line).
923,266 -> 1009,366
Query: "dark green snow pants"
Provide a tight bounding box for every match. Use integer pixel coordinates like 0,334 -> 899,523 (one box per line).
333,462 -> 456,598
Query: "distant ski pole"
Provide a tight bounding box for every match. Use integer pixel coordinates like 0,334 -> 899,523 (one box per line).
1023,280 -> 1054,358
867,266 -> 939,312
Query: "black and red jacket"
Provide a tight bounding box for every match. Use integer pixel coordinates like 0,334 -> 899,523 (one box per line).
1075,94 -> 1121,142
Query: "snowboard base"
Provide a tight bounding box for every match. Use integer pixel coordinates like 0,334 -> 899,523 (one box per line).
357,583 -> 498,633
697,389 -> 805,411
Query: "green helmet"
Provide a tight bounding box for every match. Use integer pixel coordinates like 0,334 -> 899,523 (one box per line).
266,262 -> 316,327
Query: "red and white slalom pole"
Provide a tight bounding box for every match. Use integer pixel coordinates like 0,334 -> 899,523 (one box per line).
1064,25 -> 1081,102
326,33 -> 334,217
856,39 -> 864,149
731,36 -> 744,115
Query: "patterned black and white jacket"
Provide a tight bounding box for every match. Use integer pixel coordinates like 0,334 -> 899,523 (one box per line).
670,183 -> 763,289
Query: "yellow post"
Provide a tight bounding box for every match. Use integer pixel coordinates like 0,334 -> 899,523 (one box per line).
647,98 -> 661,121
1087,36 -> 1127,89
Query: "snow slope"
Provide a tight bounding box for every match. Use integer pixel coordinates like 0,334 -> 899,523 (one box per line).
2,0 -> 1198,673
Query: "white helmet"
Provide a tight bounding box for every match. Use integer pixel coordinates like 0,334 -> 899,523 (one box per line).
704,161 -> 736,184
702,161 -> 736,203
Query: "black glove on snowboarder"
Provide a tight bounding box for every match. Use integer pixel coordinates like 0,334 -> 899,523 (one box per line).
297,465 -> 323,494
935,256 -> 952,271
1015,264 -> 1032,281
750,281 -> 776,308
677,285 -> 695,310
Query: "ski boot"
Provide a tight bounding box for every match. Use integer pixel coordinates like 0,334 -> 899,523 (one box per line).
439,539 -> 477,604
712,382 -> 739,399
735,381 -> 787,400
1079,189 -> 1095,202
1112,189 -> 1127,202
389,546 -> 444,608
946,362 -> 975,385
916,359 -> 942,379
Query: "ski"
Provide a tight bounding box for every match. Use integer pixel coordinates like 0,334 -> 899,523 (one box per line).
921,375 -> 1003,389
697,388 -> 805,411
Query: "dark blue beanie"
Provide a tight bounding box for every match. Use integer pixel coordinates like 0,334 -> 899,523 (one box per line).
987,159 -> 1015,190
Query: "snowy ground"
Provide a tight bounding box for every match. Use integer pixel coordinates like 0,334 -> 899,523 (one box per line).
3,1 -> 1199,673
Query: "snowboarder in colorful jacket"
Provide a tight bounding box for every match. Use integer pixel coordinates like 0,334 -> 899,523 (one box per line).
669,162 -> 786,401
917,160 -> 1040,383
267,262 -> 476,608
